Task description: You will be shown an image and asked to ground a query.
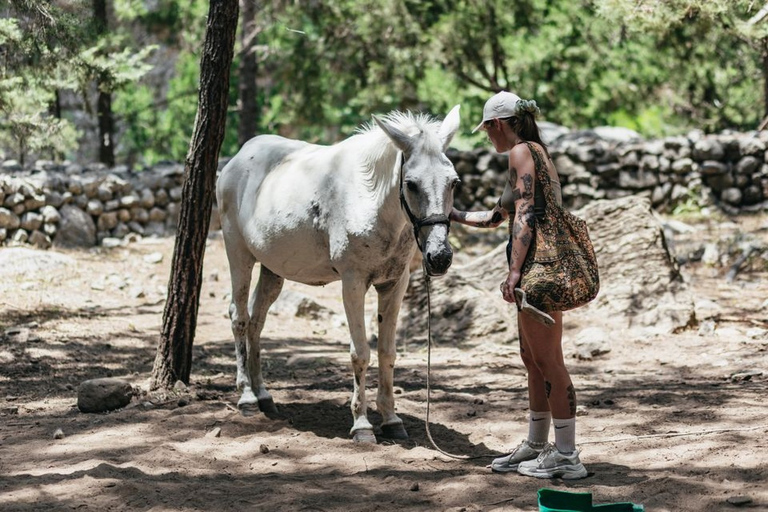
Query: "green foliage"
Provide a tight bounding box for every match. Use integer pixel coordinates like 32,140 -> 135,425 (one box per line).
75,38 -> 156,93
671,192 -> 705,218
595,0 -> 766,131
5,0 -> 768,164
0,76 -> 79,163
607,105 -> 673,138
0,0 -> 154,164
114,52 -> 200,165
0,18 -> 22,46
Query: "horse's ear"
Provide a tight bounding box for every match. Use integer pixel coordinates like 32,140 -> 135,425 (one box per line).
438,104 -> 461,151
373,115 -> 413,154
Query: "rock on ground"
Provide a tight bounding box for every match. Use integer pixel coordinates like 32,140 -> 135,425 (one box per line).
576,195 -> 696,334
398,266 -> 516,347
77,377 -> 134,413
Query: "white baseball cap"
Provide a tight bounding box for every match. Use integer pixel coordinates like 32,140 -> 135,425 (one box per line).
471,91 -> 522,133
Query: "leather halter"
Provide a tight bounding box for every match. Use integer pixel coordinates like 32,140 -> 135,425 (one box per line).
398,154 -> 451,252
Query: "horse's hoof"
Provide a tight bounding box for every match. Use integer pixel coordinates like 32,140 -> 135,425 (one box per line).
238,402 -> 259,417
380,422 -> 408,440
238,390 -> 259,416
352,429 -> 377,444
258,397 -> 278,414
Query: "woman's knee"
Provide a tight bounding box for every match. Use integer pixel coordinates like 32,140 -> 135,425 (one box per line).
529,355 -> 569,382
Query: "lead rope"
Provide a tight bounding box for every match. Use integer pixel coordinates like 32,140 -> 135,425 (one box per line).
422,266 -> 497,461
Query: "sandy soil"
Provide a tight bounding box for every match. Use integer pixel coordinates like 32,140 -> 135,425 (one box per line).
0,213 -> 767,512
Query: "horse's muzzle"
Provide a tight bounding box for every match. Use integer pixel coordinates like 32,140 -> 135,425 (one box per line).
424,248 -> 453,276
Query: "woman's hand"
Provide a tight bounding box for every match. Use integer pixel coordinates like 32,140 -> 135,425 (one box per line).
499,269 -> 521,306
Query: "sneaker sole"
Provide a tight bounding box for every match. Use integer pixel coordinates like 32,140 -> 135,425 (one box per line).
490,464 -> 521,473
490,452 -> 540,474
518,463 -> 588,480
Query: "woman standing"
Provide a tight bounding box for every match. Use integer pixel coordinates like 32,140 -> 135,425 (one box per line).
449,91 -> 587,480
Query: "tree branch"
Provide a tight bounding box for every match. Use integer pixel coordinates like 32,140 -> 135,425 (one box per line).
455,68 -> 499,93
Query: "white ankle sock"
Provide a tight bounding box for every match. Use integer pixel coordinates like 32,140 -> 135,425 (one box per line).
528,410 -> 551,446
553,417 -> 576,453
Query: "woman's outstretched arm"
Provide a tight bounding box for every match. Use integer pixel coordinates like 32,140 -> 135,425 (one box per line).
449,202 -> 508,228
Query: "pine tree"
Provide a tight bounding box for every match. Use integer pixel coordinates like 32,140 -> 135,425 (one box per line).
151,0 -> 239,389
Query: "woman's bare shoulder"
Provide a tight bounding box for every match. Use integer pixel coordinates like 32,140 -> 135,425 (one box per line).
508,142 -> 535,166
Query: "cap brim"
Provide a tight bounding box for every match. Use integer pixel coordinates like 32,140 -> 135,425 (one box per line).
471,120 -> 485,134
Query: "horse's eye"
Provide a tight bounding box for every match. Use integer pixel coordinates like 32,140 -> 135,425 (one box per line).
406,181 -> 418,193
451,179 -> 461,191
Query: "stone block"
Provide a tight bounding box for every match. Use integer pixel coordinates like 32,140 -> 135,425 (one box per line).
77,378 -> 133,413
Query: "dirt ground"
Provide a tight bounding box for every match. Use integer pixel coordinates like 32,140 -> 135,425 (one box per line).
0,212 -> 767,512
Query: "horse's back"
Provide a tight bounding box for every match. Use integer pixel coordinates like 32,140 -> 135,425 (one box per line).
217,134 -> 343,282
217,135 -> 310,215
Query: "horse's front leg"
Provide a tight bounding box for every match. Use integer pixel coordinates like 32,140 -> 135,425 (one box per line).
374,269 -> 410,440
341,276 -> 376,443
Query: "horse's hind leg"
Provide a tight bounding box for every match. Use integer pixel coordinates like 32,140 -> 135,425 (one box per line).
224,236 -> 256,394
374,269 -> 410,440
239,265 -> 283,413
342,276 -> 376,443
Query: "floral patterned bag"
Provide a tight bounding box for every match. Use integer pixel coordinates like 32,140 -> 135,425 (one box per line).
519,143 -> 600,312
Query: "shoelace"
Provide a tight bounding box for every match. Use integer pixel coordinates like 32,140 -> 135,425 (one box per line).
507,440 -> 526,456
536,443 -> 557,463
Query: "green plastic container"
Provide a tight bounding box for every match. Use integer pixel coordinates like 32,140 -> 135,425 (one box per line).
538,488 -> 644,512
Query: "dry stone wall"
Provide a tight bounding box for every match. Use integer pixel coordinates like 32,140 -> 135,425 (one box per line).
1,129 -> 766,249
449,129 -> 768,215
0,161 -> 190,249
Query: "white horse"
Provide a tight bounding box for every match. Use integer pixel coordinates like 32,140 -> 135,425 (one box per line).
216,106 -> 461,443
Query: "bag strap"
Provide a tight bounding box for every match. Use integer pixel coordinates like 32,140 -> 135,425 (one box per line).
524,142 -> 558,218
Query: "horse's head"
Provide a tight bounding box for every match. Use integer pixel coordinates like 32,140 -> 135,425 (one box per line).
374,106 -> 461,276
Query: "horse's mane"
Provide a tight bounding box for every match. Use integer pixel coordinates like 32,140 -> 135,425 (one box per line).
346,111 -> 443,199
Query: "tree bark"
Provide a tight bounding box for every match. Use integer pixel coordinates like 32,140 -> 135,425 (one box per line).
151,0 -> 239,390
238,0 -> 259,147
97,87 -> 114,167
762,37 -> 768,122
92,0 -> 114,167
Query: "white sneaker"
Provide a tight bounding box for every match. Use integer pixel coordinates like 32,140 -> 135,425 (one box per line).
517,443 -> 588,480
490,440 -> 543,473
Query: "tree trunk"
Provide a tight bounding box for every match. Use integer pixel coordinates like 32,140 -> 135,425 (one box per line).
238,0 -> 259,147
150,0 -> 239,390
762,37 -> 768,121
93,0 -> 114,167
52,90 -> 61,119
97,87 -> 115,167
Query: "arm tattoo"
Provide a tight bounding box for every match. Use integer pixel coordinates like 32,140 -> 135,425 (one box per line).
475,213 -> 494,227
520,203 -> 536,229
510,201 -> 534,269
512,219 -> 523,238
522,174 -> 533,200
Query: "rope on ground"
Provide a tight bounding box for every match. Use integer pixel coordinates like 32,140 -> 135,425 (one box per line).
580,424 -> 768,445
423,271 -> 498,460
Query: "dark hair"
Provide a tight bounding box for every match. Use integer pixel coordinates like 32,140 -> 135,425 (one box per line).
502,113 -> 550,158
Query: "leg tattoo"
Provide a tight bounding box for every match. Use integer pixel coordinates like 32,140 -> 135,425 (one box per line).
567,384 -> 576,416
